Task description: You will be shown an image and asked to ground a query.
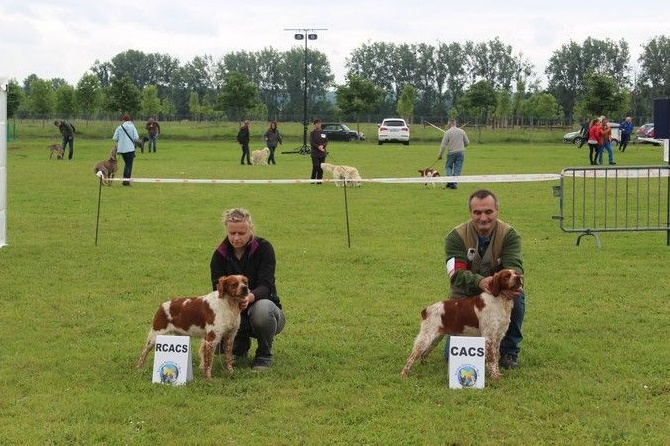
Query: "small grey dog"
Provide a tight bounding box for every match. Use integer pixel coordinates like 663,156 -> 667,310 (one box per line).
93,147 -> 118,186
48,144 -> 64,160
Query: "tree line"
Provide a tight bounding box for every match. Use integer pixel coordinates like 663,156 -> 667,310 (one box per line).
5,35 -> 670,127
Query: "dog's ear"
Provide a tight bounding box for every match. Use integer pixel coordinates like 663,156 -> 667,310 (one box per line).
216,276 -> 227,295
490,269 -> 515,296
489,270 -> 505,296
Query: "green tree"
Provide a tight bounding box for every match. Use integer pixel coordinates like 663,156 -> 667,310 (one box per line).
636,35 -> 670,121
577,73 -> 627,120
54,84 -> 77,118
217,72 -> 259,122
104,76 -> 141,117
27,78 -> 54,120
161,97 -> 175,120
188,91 -> 202,121
396,84 -> 416,122
140,85 -> 161,119
546,37 -> 629,121
459,81 -> 497,141
6,80 -> 24,118
75,74 -> 102,120
335,74 -> 384,126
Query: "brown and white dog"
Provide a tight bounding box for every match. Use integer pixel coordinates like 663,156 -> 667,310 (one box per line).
418,167 -> 440,187
49,144 -> 64,160
401,269 -> 523,380
93,147 -> 118,186
136,275 -> 249,380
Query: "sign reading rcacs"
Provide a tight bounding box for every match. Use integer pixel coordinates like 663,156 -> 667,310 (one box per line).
151,335 -> 193,385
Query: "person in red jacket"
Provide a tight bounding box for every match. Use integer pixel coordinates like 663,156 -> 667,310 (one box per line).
587,118 -> 603,165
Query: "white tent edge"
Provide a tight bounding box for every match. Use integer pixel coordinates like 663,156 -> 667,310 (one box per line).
1,76 -> 8,248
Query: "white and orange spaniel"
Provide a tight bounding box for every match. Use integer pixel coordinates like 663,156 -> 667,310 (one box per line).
401,268 -> 523,380
136,275 -> 249,380
418,167 -> 440,187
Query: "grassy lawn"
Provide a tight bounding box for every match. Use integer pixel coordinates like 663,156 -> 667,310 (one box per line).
1,122 -> 669,445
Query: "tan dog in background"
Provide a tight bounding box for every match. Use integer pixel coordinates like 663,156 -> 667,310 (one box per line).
321,162 -> 362,187
93,147 -> 118,186
251,147 -> 270,165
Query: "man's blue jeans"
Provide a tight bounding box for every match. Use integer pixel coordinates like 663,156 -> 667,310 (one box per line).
445,151 -> 464,186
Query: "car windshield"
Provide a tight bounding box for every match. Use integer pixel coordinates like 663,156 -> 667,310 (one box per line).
341,124 -> 351,131
384,120 -> 405,127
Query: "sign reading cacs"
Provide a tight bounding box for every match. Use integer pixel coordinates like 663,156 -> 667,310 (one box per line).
152,335 -> 193,385
448,336 -> 486,389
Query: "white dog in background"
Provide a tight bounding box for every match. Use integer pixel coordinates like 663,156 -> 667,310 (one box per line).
251,147 -> 270,165
321,162 -> 362,187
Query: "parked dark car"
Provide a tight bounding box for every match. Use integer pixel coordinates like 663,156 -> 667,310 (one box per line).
321,123 -> 365,141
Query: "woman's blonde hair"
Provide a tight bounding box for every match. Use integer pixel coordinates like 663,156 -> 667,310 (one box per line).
222,208 -> 254,229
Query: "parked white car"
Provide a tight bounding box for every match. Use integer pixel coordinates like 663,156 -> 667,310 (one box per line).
377,118 -> 410,145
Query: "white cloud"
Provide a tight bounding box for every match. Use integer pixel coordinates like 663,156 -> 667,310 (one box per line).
1,0 -> 668,85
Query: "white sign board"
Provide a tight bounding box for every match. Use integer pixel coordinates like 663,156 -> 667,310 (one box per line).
151,335 -> 193,385
448,336 -> 486,389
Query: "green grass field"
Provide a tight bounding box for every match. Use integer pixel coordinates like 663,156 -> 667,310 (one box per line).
1,122 -> 669,445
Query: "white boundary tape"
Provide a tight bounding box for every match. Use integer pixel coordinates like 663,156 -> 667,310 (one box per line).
101,173 -> 562,185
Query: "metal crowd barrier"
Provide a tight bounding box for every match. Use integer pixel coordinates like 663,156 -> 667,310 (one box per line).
553,166 -> 670,247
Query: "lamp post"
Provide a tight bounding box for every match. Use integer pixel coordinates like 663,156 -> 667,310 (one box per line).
284,28 -> 327,154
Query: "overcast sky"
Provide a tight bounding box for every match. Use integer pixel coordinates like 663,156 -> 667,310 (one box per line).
2,0 -> 669,86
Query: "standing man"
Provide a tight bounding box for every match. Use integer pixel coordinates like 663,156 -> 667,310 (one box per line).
309,118 -> 327,183
54,120 -> 75,160
237,120 -> 251,165
619,116 -> 633,152
443,189 -> 525,369
145,117 -> 161,153
113,114 -> 140,186
437,119 -> 469,189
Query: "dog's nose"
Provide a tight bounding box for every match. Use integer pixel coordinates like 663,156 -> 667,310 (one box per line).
241,286 -> 249,295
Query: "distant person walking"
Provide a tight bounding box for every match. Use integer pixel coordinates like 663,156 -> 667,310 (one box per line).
113,114 -> 140,186
437,119 -> 470,189
310,119 -> 328,183
578,116 -> 590,148
54,120 -> 75,160
145,117 -> 161,153
599,117 -> 616,165
237,120 -> 251,165
263,121 -> 283,165
619,116 -> 633,152
587,117 -> 603,165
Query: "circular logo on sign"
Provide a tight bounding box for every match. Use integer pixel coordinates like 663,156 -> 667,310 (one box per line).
158,362 -> 180,384
456,364 -> 478,387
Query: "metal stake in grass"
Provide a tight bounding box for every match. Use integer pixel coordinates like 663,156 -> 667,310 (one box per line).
95,170 -> 104,246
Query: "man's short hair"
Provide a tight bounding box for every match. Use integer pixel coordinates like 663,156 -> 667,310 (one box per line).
468,189 -> 498,210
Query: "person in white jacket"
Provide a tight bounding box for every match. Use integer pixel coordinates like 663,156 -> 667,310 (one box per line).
113,114 -> 140,186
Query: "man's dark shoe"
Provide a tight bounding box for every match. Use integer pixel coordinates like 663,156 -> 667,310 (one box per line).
499,354 -> 519,369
